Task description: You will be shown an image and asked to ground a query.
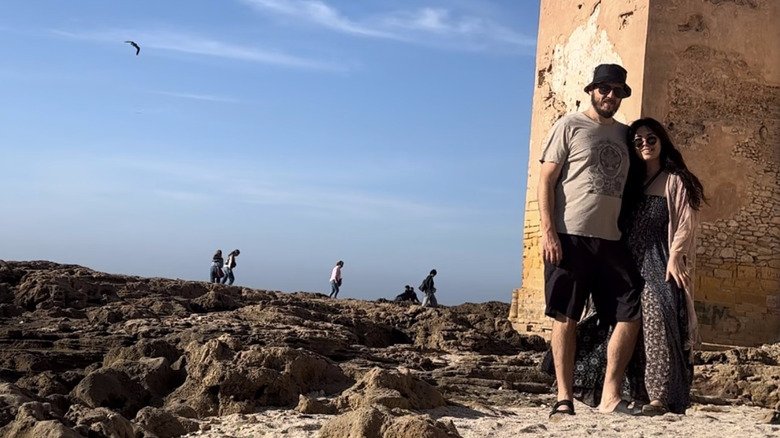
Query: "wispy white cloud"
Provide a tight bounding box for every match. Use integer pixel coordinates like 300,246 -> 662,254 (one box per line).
151,90 -> 243,104
380,8 -> 534,47
51,28 -> 351,72
239,0 -> 534,52
241,0 -> 396,38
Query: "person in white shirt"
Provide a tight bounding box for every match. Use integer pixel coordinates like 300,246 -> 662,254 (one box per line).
221,249 -> 240,285
328,260 -> 344,298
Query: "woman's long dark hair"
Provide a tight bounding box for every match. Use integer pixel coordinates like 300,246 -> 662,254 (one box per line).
621,118 -> 706,228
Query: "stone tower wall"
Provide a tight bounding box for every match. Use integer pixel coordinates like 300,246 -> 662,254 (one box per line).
510,0 -> 780,347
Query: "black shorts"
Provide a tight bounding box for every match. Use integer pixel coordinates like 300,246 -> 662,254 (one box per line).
544,233 -> 643,324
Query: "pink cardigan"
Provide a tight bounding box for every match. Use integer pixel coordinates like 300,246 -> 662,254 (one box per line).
664,172 -> 701,352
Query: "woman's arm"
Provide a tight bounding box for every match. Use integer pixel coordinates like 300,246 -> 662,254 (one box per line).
667,174 -> 697,290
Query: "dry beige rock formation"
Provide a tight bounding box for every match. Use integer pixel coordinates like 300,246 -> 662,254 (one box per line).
0,261 -> 778,437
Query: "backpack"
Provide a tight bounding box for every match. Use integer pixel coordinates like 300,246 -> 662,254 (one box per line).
229,255 -> 236,269
419,279 -> 427,292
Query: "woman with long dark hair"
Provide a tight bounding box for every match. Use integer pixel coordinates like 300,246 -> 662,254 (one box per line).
623,117 -> 705,415
210,250 -> 224,283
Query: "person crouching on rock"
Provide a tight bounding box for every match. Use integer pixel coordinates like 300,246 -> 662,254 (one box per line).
221,249 -> 240,285
210,250 -> 224,283
395,285 -> 420,303
419,269 -> 437,307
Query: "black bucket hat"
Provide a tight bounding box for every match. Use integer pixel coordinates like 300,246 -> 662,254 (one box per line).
584,64 -> 632,98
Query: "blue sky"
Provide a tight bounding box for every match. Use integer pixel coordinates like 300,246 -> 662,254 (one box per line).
0,0 -> 539,304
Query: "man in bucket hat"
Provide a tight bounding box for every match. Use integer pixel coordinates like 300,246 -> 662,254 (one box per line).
538,64 -> 643,417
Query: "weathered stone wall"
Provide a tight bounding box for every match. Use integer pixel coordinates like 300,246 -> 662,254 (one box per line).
510,0 -> 780,346
641,0 -> 780,345
510,0 -> 649,335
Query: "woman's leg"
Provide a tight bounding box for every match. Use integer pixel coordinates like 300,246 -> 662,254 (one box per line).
642,283 -> 670,407
329,280 -> 338,298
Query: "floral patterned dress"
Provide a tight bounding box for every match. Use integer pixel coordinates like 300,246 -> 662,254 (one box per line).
627,194 -> 693,414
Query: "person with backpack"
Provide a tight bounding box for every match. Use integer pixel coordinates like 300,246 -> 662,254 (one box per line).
210,250 -> 224,283
221,249 -> 240,285
419,269 -> 437,307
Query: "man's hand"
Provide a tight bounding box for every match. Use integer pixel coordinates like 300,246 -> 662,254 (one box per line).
542,232 -> 562,266
666,252 -> 690,290
538,161 -> 563,267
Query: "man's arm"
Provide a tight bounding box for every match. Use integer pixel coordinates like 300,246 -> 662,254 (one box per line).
538,161 -> 564,266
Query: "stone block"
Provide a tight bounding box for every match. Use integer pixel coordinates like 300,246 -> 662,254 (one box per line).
737,266 -> 757,278
735,293 -> 769,308
760,279 -> 780,292
759,267 -> 780,280
704,288 -> 736,305
713,269 -> 734,279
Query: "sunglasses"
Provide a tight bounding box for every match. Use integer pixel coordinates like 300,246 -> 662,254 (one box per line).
633,136 -> 659,148
595,84 -> 629,99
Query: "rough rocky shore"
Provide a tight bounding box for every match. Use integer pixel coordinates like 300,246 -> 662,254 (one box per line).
0,260 -> 777,437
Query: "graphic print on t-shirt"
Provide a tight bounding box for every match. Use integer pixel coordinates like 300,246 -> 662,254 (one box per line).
587,138 -> 626,198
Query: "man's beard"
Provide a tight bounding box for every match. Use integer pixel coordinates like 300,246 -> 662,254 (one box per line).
591,93 -> 620,118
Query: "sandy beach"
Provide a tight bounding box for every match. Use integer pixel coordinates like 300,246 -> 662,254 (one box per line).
182,401 -> 779,438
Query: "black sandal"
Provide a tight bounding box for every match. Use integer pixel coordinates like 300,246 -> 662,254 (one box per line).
641,403 -> 668,416
550,399 -> 576,417
611,400 -> 641,416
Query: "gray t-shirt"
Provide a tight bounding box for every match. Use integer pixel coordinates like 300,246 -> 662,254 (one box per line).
540,112 -> 629,241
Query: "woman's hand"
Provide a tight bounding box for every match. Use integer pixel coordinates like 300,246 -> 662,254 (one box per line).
666,252 -> 690,290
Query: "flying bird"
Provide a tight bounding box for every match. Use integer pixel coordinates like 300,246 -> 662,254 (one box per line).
125,40 -> 140,56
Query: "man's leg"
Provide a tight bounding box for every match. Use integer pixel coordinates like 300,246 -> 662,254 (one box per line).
551,312 -> 577,409
598,318 -> 641,413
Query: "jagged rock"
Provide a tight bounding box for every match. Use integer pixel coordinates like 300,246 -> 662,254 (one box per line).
15,371 -> 68,397
70,367 -> 149,418
0,383 -> 38,427
2,260 -> 780,435
759,410 -> 780,424
165,402 -> 199,419
318,405 -> 461,438
103,338 -> 182,369
134,406 -> 199,438
694,362 -> 780,408
0,402 -> 81,438
64,404 -> 137,438
296,395 -> 338,415
165,341 -> 352,417
383,415 -> 461,438
114,356 -> 182,404
336,368 -> 447,411
191,290 -> 242,312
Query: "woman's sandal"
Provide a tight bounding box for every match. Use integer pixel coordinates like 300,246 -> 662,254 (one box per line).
549,399 -> 576,417
641,403 -> 669,416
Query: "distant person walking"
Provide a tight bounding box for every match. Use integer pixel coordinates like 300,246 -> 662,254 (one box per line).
419,269 -> 437,307
221,249 -> 240,285
210,250 -> 224,283
328,260 -> 344,298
